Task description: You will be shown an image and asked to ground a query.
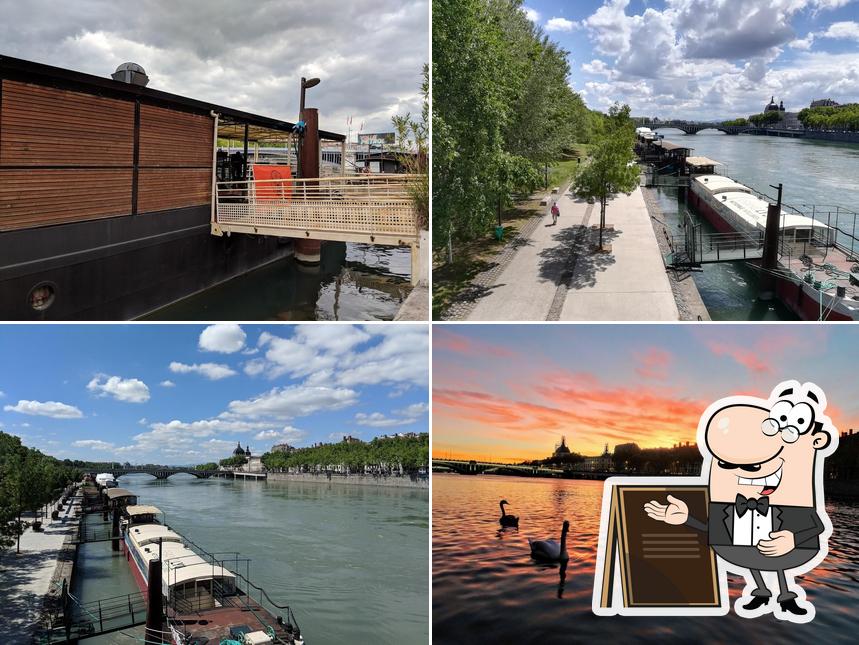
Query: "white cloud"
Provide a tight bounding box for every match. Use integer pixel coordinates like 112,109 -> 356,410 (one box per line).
354,401 -> 428,427
0,390 -> 5,398
254,426 -> 306,444
790,33 -> 815,50
821,21 -> 859,40
169,361 -> 237,380
160,380 -> 176,387
336,325 -> 428,388
138,417 -> 148,425
546,17 -> 577,32
227,385 -> 359,419
199,324 -> 247,353
4,400 -> 83,419
73,439 -> 114,450
87,374 -> 150,403
522,6 -> 540,22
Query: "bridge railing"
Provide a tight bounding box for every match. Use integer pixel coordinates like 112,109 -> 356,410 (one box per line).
214,174 -> 424,243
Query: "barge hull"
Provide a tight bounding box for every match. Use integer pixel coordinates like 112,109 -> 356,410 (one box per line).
0,206 -> 292,320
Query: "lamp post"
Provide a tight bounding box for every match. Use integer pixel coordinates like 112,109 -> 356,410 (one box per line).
297,77 -> 320,179
299,76 -> 321,118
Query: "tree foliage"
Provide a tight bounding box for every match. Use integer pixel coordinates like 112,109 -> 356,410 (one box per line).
391,63 -> 430,229
262,434 -> 429,473
798,104 -> 859,131
721,117 -> 749,126
748,111 -> 782,126
219,455 -> 248,467
432,0 -> 591,252
1,432 -> 80,553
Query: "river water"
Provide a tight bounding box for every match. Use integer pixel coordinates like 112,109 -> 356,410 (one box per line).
650,132 -> 859,320
73,474 -> 428,644
432,473 -> 859,645
143,243 -> 413,321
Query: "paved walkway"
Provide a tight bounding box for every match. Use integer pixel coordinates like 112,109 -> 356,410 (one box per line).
0,499 -> 77,643
463,186 -> 679,321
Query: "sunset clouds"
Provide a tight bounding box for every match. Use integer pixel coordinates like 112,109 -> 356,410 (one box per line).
433,325 -> 857,462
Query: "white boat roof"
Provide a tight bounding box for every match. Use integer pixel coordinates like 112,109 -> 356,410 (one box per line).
128,524 -> 182,547
166,561 -> 236,587
695,175 -> 750,194
686,156 -> 722,167
125,505 -> 162,516
716,191 -> 830,232
105,488 -> 136,500
95,473 -> 116,480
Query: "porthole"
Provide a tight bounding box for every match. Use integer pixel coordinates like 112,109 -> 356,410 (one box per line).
28,282 -> 56,311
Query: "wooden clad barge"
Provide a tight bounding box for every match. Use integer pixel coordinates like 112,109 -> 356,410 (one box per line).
0,55 -> 345,320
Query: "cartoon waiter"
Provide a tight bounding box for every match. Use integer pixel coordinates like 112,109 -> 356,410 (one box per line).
644,381 -> 837,623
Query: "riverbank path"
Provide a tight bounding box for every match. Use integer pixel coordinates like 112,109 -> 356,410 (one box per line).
0,499 -> 77,642
463,186 -> 679,320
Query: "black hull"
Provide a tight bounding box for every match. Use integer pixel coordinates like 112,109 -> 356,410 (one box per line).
0,206 -> 293,320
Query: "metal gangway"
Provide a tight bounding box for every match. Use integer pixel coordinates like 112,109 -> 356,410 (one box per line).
38,589 -> 148,643
212,173 -> 423,247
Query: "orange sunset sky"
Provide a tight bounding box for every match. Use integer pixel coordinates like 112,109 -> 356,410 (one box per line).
432,325 -> 859,463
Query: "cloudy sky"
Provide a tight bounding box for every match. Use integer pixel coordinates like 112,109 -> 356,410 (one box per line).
522,0 -> 859,119
0,324 -> 428,464
434,325 -> 859,462
0,0 -> 427,136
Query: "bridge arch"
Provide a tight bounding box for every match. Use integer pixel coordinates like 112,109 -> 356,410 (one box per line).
113,469 -> 213,480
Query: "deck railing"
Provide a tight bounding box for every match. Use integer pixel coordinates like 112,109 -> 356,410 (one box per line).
214,173 -> 422,243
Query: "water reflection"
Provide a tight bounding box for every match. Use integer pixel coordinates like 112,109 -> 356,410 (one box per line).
433,474 -> 859,644
144,241 -> 412,320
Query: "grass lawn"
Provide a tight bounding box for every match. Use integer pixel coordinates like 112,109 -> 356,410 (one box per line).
432,152 -> 587,319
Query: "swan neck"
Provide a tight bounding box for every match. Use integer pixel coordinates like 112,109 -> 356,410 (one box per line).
560,526 -> 568,550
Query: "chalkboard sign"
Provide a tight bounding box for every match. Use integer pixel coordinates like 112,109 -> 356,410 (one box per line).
595,484 -> 722,611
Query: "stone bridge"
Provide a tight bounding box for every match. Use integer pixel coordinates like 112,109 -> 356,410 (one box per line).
100,468 -> 217,480
432,459 -> 563,477
644,120 -> 754,135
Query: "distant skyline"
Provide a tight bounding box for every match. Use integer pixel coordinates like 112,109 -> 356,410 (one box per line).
433,325 -> 859,462
0,324 -> 428,465
522,0 -> 859,120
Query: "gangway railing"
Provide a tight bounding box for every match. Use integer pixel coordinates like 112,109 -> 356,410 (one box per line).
213,173 -> 423,248
38,591 -> 148,643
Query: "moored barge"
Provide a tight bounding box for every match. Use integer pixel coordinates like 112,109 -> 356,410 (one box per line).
0,55 -> 346,320
121,505 -> 304,644
688,173 -> 859,320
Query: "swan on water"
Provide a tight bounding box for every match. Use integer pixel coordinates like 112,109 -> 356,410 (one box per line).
529,520 -> 569,562
498,499 -> 519,527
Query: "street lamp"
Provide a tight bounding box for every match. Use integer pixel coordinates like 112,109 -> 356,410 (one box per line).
299,76 -> 321,116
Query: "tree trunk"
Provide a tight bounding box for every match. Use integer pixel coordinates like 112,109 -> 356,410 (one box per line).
600,195 -> 607,248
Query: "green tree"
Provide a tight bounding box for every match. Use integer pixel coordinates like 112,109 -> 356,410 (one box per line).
391,64 -> 429,230
573,104 -> 639,248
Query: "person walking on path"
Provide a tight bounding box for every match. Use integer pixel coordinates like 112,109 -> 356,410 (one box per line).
550,201 -> 560,226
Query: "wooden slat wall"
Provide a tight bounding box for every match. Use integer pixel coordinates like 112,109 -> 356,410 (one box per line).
0,80 -> 215,230
0,169 -> 132,230
139,104 -> 213,167
0,81 -> 134,165
138,168 -> 210,213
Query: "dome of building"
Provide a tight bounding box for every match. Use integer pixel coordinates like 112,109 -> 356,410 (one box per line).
764,96 -> 780,112
554,436 -> 571,457
244,445 -> 251,456
233,441 -> 245,456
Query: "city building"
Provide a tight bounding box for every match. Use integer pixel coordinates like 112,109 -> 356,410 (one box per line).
570,444 -> 613,472
554,436 -> 571,458
271,443 -> 296,454
342,435 -> 363,444
811,98 -> 840,108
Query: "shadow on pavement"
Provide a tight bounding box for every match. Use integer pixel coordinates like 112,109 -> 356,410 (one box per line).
538,226 -> 620,288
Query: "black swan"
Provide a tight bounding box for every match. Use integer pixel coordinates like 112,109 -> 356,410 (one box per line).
529,520 -> 569,561
498,499 -> 519,527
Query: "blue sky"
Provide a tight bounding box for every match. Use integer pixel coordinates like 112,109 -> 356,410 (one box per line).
434,324 -> 859,461
521,0 -> 859,119
0,324 -> 428,465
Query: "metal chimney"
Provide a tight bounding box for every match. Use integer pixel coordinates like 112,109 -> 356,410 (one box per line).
111,62 -> 149,87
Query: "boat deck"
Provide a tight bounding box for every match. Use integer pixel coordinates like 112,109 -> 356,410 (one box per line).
170,594 -> 299,644
783,245 -> 859,295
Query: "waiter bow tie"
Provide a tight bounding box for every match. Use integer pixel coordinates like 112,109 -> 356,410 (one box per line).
735,494 -> 770,517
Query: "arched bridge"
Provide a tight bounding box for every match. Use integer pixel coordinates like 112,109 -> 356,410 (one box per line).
432,459 -> 563,477
101,468 -> 217,480
646,120 -> 753,135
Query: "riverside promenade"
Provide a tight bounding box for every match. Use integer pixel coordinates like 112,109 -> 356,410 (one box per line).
0,498 -> 78,642
462,186 -> 679,320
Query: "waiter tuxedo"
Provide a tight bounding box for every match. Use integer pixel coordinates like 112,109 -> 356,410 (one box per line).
685,496 -> 825,603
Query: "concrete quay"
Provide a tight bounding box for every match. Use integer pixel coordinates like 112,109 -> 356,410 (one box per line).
464,186 -> 679,321
0,496 -> 79,643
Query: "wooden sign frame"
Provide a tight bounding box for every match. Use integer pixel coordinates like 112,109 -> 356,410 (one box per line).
593,480 -> 727,616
